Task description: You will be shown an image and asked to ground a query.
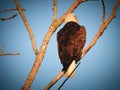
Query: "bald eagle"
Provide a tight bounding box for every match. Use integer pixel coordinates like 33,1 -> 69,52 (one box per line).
57,13 -> 86,78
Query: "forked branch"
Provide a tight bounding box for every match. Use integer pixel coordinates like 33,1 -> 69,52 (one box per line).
14,0 -> 38,54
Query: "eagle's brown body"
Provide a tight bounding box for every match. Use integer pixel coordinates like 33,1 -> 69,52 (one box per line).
57,21 -> 86,72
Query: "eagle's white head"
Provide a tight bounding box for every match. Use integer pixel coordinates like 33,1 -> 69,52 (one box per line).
65,13 -> 78,23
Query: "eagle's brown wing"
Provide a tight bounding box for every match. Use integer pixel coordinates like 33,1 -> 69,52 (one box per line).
57,22 -> 86,71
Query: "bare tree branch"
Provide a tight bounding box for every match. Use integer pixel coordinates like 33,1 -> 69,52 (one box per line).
81,0 -> 120,58
0,52 -> 20,56
53,0 -> 57,20
0,45 -> 20,56
0,8 -> 25,13
0,14 -> 17,21
14,0 -> 38,54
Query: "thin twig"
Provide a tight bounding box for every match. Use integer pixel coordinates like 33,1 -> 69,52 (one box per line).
14,0 -> 38,54
0,14 -> 17,21
0,52 -> 20,56
101,0 -> 105,23
0,8 -> 25,13
53,0 -> 57,20
1,45 -> 4,53
0,45 -> 20,56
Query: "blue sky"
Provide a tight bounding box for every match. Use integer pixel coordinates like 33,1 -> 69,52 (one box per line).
0,0 -> 120,90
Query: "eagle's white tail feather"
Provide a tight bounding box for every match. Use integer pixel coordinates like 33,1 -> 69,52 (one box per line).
65,60 -> 75,78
